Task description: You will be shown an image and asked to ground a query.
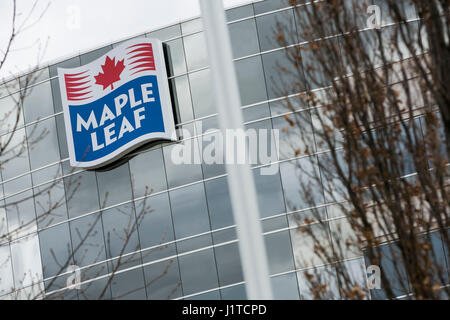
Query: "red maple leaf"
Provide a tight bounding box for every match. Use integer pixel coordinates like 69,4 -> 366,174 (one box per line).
94,56 -> 125,90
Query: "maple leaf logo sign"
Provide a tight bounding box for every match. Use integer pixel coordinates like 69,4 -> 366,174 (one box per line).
94,56 -> 125,90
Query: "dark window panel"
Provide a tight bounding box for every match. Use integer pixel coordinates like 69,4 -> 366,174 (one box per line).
26,117 -> 60,170
169,183 -> 210,239
262,48 -> 306,99
265,230 -> 295,274
144,258 -> 182,299
189,68 -> 215,118
129,148 -> 167,198
205,176 -> 234,230
163,139 -> 203,188
22,81 -> 54,124
256,8 -> 297,51
102,204 -> 140,259
214,242 -> 244,286
221,283 -> 247,300
79,45 -> 112,65
96,163 -> 132,208
110,268 -> 147,300
272,272 -> 300,300
34,181 -> 68,229
64,170 -> 100,219
69,213 -> 106,268
135,192 -> 174,251
55,114 -> 69,159
280,156 -> 324,212
253,0 -> 295,15
38,222 -> 72,279
253,166 -> 286,219
235,56 -> 268,106
229,18 -> 260,59
178,248 -> 219,295
187,290 -> 220,300
226,4 -> 254,21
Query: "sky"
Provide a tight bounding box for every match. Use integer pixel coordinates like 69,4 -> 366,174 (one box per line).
0,0 -> 254,80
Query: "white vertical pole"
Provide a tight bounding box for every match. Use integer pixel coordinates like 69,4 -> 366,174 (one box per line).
199,0 -> 273,300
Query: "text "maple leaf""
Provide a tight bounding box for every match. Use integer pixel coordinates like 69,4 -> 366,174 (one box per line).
94,56 -> 125,90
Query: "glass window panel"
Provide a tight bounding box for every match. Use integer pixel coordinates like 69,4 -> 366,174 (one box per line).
329,217 -> 362,260
70,213 -> 106,268
5,190 -> 37,239
181,18 -> 203,34
245,119 -> 277,167
0,205 -> 7,242
187,290 -> 220,300
165,38 -> 187,77
147,24 -> 181,41
189,69 -> 215,118
3,174 -> 32,197
102,204 -> 140,259
205,177 -> 234,230
170,75 -> 194,123
297,265 -> 341,299
78,273 -> 111,300
178,248 -> 219,295
253,168 -> 286,218
144,258 -> 182,299
229,18 -> 259,59
22,81 -> 53,124
262,215 -> 288,233
272,111 -> 316,160
163,139 -> 203,188
0,128 -> 30,180
226,4 -> 254,21
34,181 -> 68,229
265,230 -> 295,274
253,0 -> 293,15
340,258 -> 369,299
55,114 -> 69,159
0,244 -> 14,296
10,233 -> 43,289
31,163 -> 62,186
26,117 -> 60,170
0,92 -> 23,136
280,156 -> 324,212
256,9 -> 297,51
96,163 -> 132,208
364,242 -> 411,299
177,233 -> 212,254
79,45 -> 112,65
221,283 -> 247,300
135,192 -> 174,252
110,268 -> 146,300
235,56 -> 268,106
38,223 -> 72,279
169,183 -> 210,239
129,148 -> 167,198
262,48 -> 306,99
183,32 -> 208,71
290,221 -> 332,269
242,103 -> 270,123
64,170 -> 100,219
20,68 -> 49,88
272,272 -> 300,300
212,227 -> 237,245
215,242 -> 243,286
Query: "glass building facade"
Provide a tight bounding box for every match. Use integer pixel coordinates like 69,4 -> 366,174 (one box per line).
0,0 -> 448,300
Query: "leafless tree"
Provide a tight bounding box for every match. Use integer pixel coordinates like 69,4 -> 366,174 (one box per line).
0,0 -> 176,300
273,0 -> 449,299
